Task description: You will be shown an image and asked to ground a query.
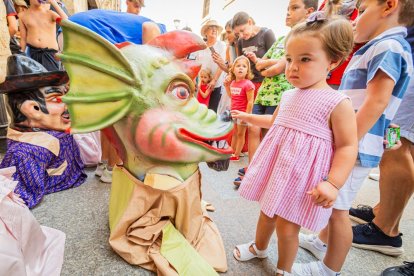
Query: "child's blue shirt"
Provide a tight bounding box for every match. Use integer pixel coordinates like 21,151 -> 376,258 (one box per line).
339,27 -> 413,167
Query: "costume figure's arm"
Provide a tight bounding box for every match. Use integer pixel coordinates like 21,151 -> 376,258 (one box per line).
2,151 -> 47,209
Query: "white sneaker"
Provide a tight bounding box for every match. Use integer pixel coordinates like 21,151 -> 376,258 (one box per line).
292,261 -> 326,276
100,168 -> 113,183
95,163 -> 106,177
298,233 -> 327,260
368,173 -> 380,181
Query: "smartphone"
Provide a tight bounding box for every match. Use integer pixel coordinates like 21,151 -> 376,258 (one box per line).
209,46 -> 216,54
385,126 -> 400,149
187,52 -> 196,60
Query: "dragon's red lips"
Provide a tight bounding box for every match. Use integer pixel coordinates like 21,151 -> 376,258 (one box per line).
178,128 -> 234,154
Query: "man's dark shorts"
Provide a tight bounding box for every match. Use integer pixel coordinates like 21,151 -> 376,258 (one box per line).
252,103 -> 277,115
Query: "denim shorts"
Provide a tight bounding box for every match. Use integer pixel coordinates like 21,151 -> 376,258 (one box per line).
393,78 -> 414,143
252,104 -> 277,115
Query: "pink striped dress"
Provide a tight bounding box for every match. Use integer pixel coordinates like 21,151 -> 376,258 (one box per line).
239,88 -> 349,232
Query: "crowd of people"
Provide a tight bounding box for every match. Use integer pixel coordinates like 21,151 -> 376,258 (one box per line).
194,0 -> 414,275
0,0 -> 414,275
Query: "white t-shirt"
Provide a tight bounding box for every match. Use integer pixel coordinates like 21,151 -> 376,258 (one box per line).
195,40 -> 226,88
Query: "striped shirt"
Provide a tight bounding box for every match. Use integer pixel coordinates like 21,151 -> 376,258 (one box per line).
339,27 -> 413,168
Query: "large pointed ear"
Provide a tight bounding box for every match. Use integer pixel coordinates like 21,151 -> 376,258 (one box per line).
58,19 -> 140,133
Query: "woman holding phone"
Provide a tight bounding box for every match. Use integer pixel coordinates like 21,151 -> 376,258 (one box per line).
231,12 -> 276,185
194,19 -> 226,112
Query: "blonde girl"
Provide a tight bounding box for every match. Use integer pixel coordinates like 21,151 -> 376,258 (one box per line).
224,55 -> 255,161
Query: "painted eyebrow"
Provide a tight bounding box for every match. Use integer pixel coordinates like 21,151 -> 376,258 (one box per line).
44,87 -> 64,95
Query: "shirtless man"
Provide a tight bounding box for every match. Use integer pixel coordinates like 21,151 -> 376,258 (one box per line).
19,0 -> 68,71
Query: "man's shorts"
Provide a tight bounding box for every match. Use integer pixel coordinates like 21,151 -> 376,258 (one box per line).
333,162 -> 372,210
393,78 -> 414,143
252,103 -> 277,115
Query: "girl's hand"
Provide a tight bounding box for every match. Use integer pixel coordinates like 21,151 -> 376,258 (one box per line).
231,110 -> 248,121
244,52 -> 257,63
224,75 -> 232,87
307,181 -> 338,209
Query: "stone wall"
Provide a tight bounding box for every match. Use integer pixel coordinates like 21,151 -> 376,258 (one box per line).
95,0 -> 120,11
62,0 -> 120,14
62,0 -> 89,14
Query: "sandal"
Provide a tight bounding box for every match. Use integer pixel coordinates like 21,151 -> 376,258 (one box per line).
233,241 -> 268,261
276,268 -> 292,275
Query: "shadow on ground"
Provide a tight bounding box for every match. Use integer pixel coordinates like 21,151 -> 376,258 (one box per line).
31,162 -> 414,276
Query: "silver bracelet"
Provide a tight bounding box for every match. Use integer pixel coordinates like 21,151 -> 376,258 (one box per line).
322,176 -> 340,190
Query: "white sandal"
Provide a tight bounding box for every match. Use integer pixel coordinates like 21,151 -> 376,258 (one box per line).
233,241 -> 268,261
276,268 -> 292,275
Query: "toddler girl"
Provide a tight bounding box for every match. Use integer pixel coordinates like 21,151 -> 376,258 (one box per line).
196,68 -> 212,107
224,56 -> 255,161
230,11 -> 358,275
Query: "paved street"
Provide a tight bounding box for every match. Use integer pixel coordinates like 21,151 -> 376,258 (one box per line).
31,158 -> 414,276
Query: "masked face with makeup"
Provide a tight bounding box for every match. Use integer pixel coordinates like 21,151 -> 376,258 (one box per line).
0,55 -> 70,132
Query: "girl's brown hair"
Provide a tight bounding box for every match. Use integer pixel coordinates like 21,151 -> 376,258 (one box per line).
228,56 -> 254,81
199,68 -> 212,82
285,0 -> 354,64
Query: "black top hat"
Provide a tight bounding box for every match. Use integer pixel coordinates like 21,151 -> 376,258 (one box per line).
0,55 -> 69,94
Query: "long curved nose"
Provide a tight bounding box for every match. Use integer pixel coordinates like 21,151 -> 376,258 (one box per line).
180,97 -> 233,136
181,97 -> 217,124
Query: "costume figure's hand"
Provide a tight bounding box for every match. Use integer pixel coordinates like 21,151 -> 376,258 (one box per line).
307,181 -> 338,209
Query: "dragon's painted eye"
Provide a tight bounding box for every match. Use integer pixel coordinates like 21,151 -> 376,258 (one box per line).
167,82 -> 191,100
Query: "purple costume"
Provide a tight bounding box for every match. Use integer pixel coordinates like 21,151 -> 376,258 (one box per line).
0,129 -> 86,208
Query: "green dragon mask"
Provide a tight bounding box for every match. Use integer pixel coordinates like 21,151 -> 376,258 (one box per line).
58,20 -> 233,181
